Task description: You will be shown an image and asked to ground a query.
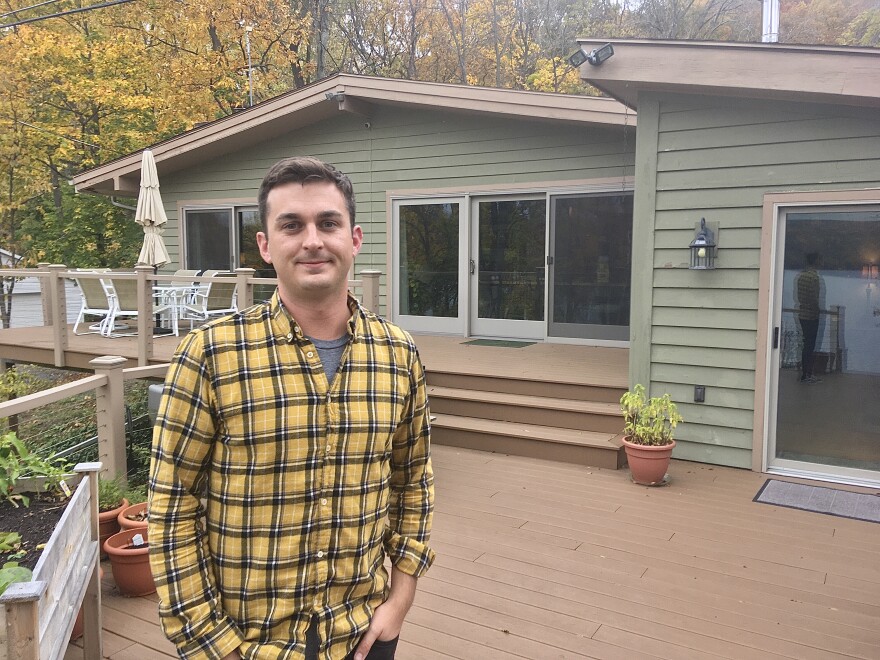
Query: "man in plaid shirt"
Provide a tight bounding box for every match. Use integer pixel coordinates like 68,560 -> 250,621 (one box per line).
149,157 -> 435,660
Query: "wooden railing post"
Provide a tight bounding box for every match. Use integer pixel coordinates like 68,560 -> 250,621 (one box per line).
90,356 -> 128,483
235,268 -> 255,309
37,262 -> 51,326
359,269 -> 381,312
47,265 -> 68,368
1,580 -> 46,660
74,462 -> 104,659
135,265 -> 154,366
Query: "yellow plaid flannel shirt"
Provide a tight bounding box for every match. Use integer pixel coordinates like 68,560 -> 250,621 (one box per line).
148,292 -> 435,660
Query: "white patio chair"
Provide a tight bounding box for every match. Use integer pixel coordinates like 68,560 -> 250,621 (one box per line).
103,276 -> 179,337
179,271 -> 238,329
72,271 -> 113,335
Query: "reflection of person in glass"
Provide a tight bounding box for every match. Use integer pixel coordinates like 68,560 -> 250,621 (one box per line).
795,252 -> 822,383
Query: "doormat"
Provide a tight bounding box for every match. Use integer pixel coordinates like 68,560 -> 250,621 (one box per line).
754,479 -> 880,524
461,339 -> 536,348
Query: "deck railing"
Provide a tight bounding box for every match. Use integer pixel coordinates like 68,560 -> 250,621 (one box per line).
0,266 -> 381,368
0,358 -> 167,483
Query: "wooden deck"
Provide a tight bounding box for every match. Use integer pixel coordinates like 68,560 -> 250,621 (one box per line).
67,444 -> 880,659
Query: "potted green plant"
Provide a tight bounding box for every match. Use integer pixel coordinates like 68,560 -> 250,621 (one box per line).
619,384 -> 683,485
98,476 -> 129,554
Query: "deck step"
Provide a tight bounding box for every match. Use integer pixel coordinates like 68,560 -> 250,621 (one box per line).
430,413 -> 626,470
428,385 -> 622,433
426,371 -> 624,403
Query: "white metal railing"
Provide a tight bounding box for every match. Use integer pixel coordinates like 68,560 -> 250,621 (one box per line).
0,266 -> 381,368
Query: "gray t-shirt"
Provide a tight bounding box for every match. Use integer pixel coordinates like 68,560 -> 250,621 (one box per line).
308,334 -> 349,387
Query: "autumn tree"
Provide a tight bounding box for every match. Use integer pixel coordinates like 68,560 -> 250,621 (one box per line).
780,0 -> 880,45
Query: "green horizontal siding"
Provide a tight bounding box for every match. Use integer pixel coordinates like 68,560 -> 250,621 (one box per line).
633,92 -> 880,469
160,106 -> 631,312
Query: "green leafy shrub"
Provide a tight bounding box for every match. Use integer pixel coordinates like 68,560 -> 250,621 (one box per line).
98,476 -> 126,512
0,561 -> 33,596
620,384 -> 683,447
0,432 -> 70,507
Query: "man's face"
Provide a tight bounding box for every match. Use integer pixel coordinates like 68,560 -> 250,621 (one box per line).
257,181 -> 363,305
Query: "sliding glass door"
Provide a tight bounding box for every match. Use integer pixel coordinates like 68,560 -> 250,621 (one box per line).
392,190 -> 633,343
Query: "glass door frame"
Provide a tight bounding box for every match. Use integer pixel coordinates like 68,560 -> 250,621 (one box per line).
391,197 -> 468,335
469,194 -> 547,340
765,201 -> 880,487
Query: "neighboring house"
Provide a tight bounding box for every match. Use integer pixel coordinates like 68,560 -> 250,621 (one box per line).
575,39 -> 880,487
0,249 -> 79,328
73,48 -> 880,488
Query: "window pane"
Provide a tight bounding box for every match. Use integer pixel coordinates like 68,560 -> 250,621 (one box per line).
477,199 -> 546,321
185,209 -> 231,270
399,204 -> 459,317
775,208 -> 880,472
551,194 -> 632,330
238,208 -> 276,303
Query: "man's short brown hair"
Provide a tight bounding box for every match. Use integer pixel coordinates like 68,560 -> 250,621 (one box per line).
258,157 -> 356,231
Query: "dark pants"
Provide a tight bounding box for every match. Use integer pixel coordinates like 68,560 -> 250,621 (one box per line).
305,617 -> 399,660
799,318 -> 819,378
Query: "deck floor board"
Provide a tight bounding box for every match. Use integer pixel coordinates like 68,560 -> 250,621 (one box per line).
65,445 -> 880,659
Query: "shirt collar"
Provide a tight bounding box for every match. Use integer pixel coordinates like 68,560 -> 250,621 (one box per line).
269,290 -> 363,343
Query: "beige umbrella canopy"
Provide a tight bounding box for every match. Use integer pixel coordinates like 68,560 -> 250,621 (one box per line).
135,149 -> 171,268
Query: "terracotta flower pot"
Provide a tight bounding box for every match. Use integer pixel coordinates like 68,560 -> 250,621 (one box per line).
117,501 -> 149,530
99,498 -> 128,558
104,528 -> 156,596
622,436 -> 675,486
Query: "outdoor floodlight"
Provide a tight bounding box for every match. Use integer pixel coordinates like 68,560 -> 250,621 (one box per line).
567,49 -> 589,68
325,91 -> 345,102
586,43 -> 614,66
689,218 -> 717,270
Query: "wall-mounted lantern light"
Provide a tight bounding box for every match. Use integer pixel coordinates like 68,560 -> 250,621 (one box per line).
689,218 -> 717,270
863,263 -> 879,279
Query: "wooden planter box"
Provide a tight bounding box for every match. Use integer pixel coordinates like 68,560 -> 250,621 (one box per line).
0,463 -> 102,660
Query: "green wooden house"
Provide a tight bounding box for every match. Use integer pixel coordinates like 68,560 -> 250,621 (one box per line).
74,41 -> 880,487
574,39 -> 880,487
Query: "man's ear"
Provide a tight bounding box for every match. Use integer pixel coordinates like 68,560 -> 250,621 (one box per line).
352,225 -> 364,256
256,231 -> 272,263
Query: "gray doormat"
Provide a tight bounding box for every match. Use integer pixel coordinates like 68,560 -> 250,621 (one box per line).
461,339 -> 536,348
754,479 -> 880,523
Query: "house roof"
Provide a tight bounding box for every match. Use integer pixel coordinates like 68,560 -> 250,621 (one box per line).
574,39 -> 880,110
73,74 -> 634,195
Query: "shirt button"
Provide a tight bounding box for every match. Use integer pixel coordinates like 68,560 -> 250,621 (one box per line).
326,444 -> 332,452
316,550 -> 324,558
321,498 -> 328,506
307,351 -> 314,358
293,326 -> 299,334
286,333 -> 293,342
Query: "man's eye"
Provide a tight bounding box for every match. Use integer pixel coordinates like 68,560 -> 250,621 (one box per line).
322,220 -> 339,229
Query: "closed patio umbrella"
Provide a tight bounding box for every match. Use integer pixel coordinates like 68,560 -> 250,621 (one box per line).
134,149 -> 170,268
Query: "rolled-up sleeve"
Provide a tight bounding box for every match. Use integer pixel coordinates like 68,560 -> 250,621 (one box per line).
384,345 -> 435,577
148,330 -> 244,660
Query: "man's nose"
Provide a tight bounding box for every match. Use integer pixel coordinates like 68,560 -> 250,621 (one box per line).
302,223 -> 323,249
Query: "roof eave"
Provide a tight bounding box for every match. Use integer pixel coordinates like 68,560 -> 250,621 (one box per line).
73,74 -> 635,196
573,38 -> 880,110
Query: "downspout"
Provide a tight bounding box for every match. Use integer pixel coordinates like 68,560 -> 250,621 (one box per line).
110,197 -> 136,211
